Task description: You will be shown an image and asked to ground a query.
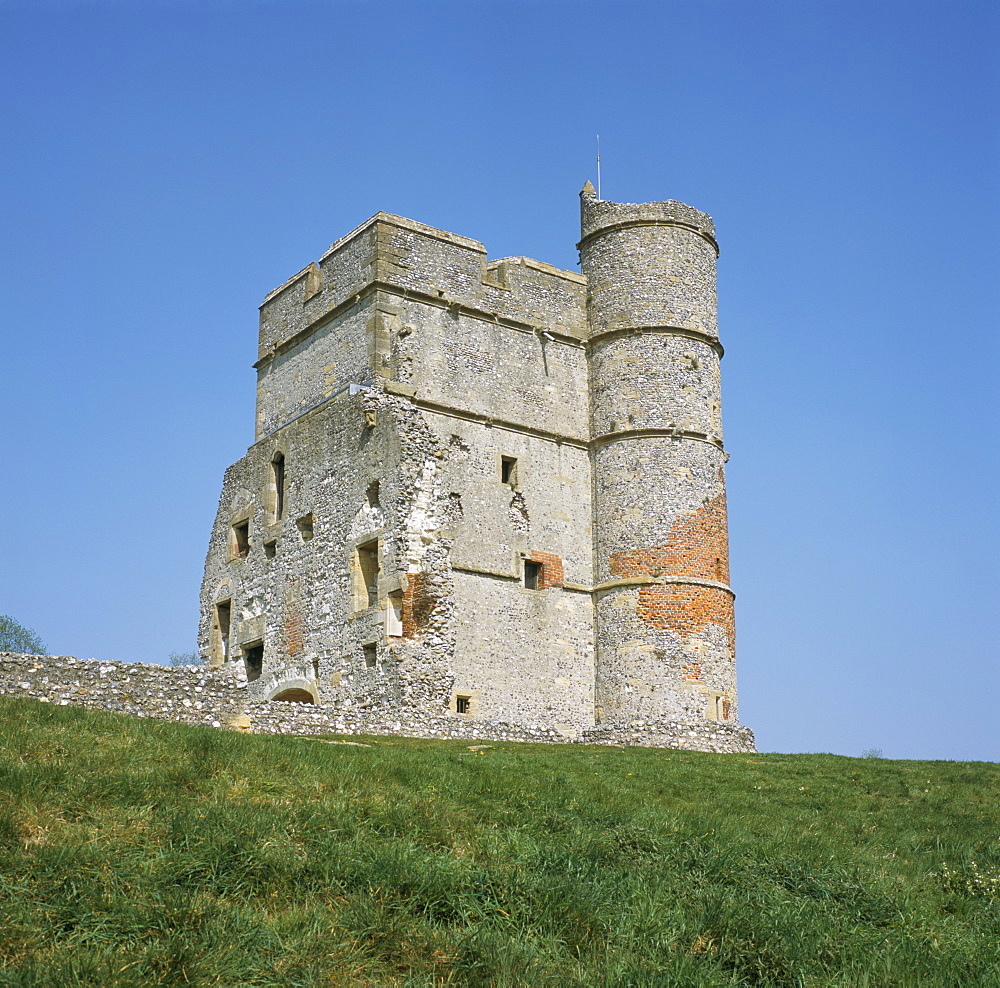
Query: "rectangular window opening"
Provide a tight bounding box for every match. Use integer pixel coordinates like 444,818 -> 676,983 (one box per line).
500,456 -> 518,486
232,521 -> 250,559
264,540 -> 277,559
386,590 -> 403,637
243,641 -> 263,683
296,514 -> 315,541
455,695 -> 471,715
214,600 -> 231,665
363,643 -> 378,669
524,559 -> 542,590
357,540 -> 379,607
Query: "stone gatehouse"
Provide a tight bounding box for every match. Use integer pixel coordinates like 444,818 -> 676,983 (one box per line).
199,185 -> 754,752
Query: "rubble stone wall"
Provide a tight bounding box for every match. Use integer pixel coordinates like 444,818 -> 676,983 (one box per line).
0,653 -> 755,753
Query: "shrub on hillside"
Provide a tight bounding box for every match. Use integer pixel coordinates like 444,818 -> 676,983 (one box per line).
0,614 -> 46,654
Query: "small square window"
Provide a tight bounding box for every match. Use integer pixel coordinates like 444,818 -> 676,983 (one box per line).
524,560 -> 542,590
500,456 -> 518,486
455,695 -> 471,715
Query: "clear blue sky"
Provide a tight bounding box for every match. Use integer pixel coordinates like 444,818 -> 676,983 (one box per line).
2,0 -> 997,761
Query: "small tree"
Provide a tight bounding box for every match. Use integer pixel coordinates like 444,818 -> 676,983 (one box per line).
0,615 -> 47,654
168,650 -> 202,667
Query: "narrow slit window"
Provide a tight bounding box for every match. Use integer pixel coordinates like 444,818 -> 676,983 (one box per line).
357,540 -> 379,607
232,521 -> 250,559
501,456 -> 518,486
524,559 -> 542,590
272,454 -> 286,521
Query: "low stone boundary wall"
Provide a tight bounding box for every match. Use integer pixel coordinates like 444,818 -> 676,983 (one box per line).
0,653 -> 755,753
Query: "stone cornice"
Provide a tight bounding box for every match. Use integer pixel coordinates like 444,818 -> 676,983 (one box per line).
591,427 -> 726,455
577,217 -> 719,256
587,324 -> 723,358
592,575 -> 734,597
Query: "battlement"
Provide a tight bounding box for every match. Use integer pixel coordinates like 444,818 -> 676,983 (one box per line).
579,187 -> 717,255
257,212 -> 587,366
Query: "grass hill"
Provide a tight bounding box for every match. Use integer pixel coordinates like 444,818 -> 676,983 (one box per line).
1,697 -> 998,986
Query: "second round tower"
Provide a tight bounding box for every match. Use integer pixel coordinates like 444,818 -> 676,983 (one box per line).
579,184 -> 739,730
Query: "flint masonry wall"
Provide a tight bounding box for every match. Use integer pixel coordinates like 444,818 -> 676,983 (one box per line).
198,192 -> 752,753
580,188 -> 737,728
0,654 -> 754,752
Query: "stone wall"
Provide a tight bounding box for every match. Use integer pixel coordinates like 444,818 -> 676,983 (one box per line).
0,653 -> 755,753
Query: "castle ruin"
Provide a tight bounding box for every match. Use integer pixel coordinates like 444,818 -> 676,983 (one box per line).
198,185 -> 754,751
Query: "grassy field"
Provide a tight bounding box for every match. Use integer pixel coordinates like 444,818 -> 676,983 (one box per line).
0,697 -> 997,986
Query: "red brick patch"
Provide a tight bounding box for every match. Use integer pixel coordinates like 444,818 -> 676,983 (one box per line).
402,573 -> 437,638
609,491 -> 730,584
283,607 -> 304,657
636,584 -> 735,653
530,550 -> 565,589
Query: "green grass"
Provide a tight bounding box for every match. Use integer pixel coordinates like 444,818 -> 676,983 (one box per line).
0,697 -> 998,986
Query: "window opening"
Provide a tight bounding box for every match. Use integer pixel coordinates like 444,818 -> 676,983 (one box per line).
524,559 -> 542,590
214,600 -> 231,665
386,590 -> 403,637
363,643 -> 378,669
296,514 -> 315,541
272,454 -> 286,521
501,456 -> 518,486
455,695 -> 471,715
264,540 -> 277,559
243,642 -> 263,683
232,521 -> 250,559
357,540 -> 379,607
366,481 -> 380,509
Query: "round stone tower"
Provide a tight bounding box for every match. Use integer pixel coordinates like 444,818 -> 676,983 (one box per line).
579,183 -> 740,730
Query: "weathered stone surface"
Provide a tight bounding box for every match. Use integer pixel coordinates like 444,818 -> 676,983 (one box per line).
191,189 -> 752,753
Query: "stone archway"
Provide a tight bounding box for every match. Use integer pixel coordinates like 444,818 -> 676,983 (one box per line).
271,687 -> 315,704
266,676 -> 318,704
